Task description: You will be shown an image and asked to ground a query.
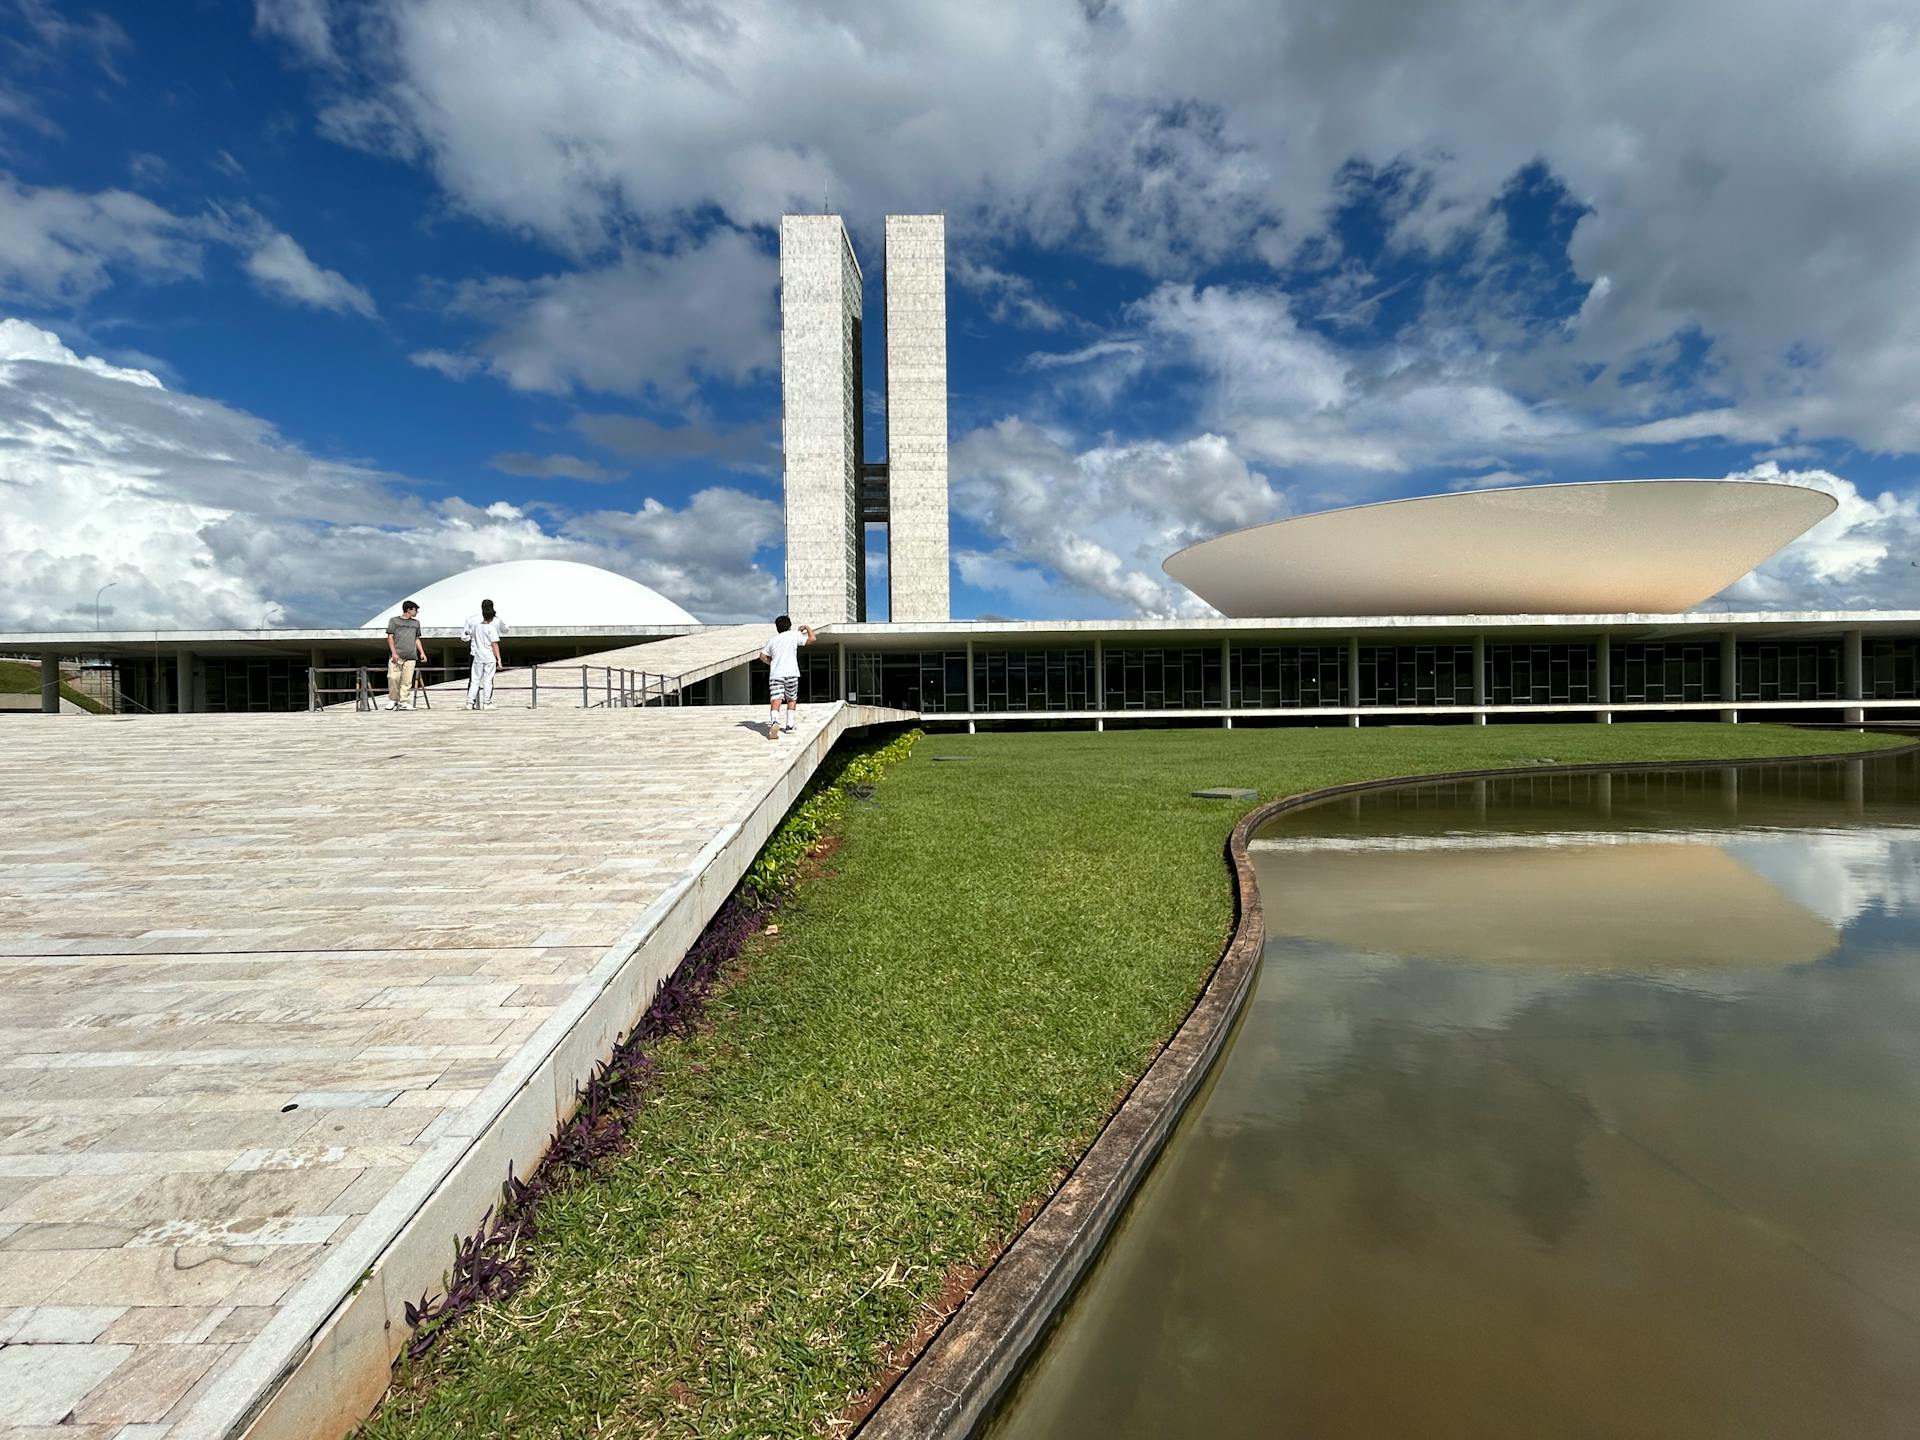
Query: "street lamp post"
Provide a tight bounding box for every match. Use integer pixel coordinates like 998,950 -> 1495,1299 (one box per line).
94,582 -> 117,631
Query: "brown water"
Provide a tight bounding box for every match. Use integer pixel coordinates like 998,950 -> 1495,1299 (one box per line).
983,753 -> 1920,1440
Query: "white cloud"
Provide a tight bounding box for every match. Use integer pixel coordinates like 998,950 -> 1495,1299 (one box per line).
240,228 -> 377,317
1721,462 -> 1920,609
408,348 -> 482,380
0,318 -> 781,628
255,0 -> 337,67
0,176 -> 202,304
0,176 -> 379,321
954,257 -> 1076,331
431,232 -> 774,398
953,416 -> 1287,616
263,0 -> 1920,463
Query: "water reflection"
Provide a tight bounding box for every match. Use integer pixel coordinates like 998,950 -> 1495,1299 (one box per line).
985,752 -> 1920,1440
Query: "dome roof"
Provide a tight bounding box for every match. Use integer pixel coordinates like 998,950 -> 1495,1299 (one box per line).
361,559 -> 698,629
1163,479 -> 1836,618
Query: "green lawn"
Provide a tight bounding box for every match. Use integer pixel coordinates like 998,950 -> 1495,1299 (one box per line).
362,723 -> 1902,1440
0,658 -> 108,713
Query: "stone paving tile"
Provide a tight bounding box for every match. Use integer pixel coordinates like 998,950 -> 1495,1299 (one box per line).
0,703 -> 869,1437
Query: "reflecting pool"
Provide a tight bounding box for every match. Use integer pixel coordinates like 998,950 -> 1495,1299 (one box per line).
984,753 -> 1920,1440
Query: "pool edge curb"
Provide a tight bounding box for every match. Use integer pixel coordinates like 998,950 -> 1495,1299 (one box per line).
854,736 -> 1920,1439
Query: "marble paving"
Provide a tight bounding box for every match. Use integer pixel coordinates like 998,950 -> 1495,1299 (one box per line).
0,701 -> 896,1438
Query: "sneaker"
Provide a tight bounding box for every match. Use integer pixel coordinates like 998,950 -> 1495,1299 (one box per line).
384,700 -> 399,711
397,702 -> 414,711
482,701 -> 496,710
782,724 -> 796,733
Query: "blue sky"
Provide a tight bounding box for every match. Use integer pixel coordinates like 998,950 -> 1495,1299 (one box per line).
4,0 -> 1919,629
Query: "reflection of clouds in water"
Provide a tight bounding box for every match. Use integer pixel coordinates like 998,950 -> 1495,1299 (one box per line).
1229,825 -> 1920,1132
1722,829 -> 1920,929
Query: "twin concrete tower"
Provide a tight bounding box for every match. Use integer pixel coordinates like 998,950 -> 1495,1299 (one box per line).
779,213 -> 949,624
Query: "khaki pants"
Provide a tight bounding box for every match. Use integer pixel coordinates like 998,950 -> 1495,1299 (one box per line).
387,658 -> 416,704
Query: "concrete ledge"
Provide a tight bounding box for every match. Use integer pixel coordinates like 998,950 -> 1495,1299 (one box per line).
856,736 -> 1920,1439
159,702 -> 911,1440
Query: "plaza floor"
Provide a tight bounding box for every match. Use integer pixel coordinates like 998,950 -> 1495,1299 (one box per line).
0,700 -> 900,1438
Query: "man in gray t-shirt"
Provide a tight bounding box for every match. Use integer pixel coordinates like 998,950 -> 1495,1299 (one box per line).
384,601 -> 430,710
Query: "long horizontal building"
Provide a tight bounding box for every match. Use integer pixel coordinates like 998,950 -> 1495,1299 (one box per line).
9,608 -> 1920,726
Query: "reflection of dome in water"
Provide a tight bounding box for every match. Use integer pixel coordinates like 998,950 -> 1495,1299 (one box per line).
360,560 -> 698,628
1252,841 -> 1838,970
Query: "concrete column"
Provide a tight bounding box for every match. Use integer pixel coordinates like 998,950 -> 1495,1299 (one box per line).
174,647 -> 198,714
1220,636 -> 1232,715
308,648 -> 325,711
39,654 -> 59,714
837,641 -> 848,699
1843,628 -> 1864,725
721,664 -> 750,704
1719,630 -> 1739,723
1347,635 -> 1362,728
1471,632 -> 1486,724
1093,638 -> 1105,717
965,639 -> 975,717
1596,632 -> 1612,723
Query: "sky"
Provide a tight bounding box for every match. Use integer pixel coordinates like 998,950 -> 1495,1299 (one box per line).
3,0 -> 1920,631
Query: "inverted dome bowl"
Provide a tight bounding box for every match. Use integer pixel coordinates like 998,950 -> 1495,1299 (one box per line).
1163,479 -> 1835,618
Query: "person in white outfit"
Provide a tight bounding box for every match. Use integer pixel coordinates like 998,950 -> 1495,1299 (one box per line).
462,599 -> 505,709
758,614 -> 814,739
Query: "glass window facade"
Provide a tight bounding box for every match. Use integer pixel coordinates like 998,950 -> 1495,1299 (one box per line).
1610,643 -> 1720,704
1864,638 -> 1920,699
1484,643 -> 1598,705
1735,641 -> 1841,702
1358,645 -> 1475,706
801,645 -> 841,704
1229,646 -> 1349,708
1102,647 -> 1223,710
970,648 -> 1093,712
849,649 -> 968,712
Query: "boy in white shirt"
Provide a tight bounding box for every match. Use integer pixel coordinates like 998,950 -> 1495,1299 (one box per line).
462,599 -> 506,709
759,614 -> 814,739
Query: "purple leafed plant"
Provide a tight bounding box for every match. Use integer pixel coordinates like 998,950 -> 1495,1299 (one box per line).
398,727 -> 919,1364
403,893 -> 766,1361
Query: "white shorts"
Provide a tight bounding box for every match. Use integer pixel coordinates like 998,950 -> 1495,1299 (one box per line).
770,676 -> 799,704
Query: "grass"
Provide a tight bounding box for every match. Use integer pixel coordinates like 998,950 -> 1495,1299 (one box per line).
361,723 -> 1903,1440
0,658 -> 109,714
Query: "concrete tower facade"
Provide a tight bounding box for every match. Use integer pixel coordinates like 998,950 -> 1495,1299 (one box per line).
778,215 -> 865,625
882,215 -> 950,622
779,212 -> 949,624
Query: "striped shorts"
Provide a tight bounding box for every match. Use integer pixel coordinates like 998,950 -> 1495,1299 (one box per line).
771,675 -> 800,704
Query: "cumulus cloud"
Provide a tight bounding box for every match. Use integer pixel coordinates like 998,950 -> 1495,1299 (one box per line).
953,416 -> 1287,616
258,0 -> 1920,463
238,227 -> 376,316
428,231 -> 774,398
0,318 -> 781,627
0,175 -> 202,304
0,176 -> 379,321
254,0 -> 337,67
1721,462 -> 1920,610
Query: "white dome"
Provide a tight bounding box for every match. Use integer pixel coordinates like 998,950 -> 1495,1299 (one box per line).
361,560 -> 698,629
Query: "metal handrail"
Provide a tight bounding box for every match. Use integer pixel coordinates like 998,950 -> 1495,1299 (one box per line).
307,663 -> 684,712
